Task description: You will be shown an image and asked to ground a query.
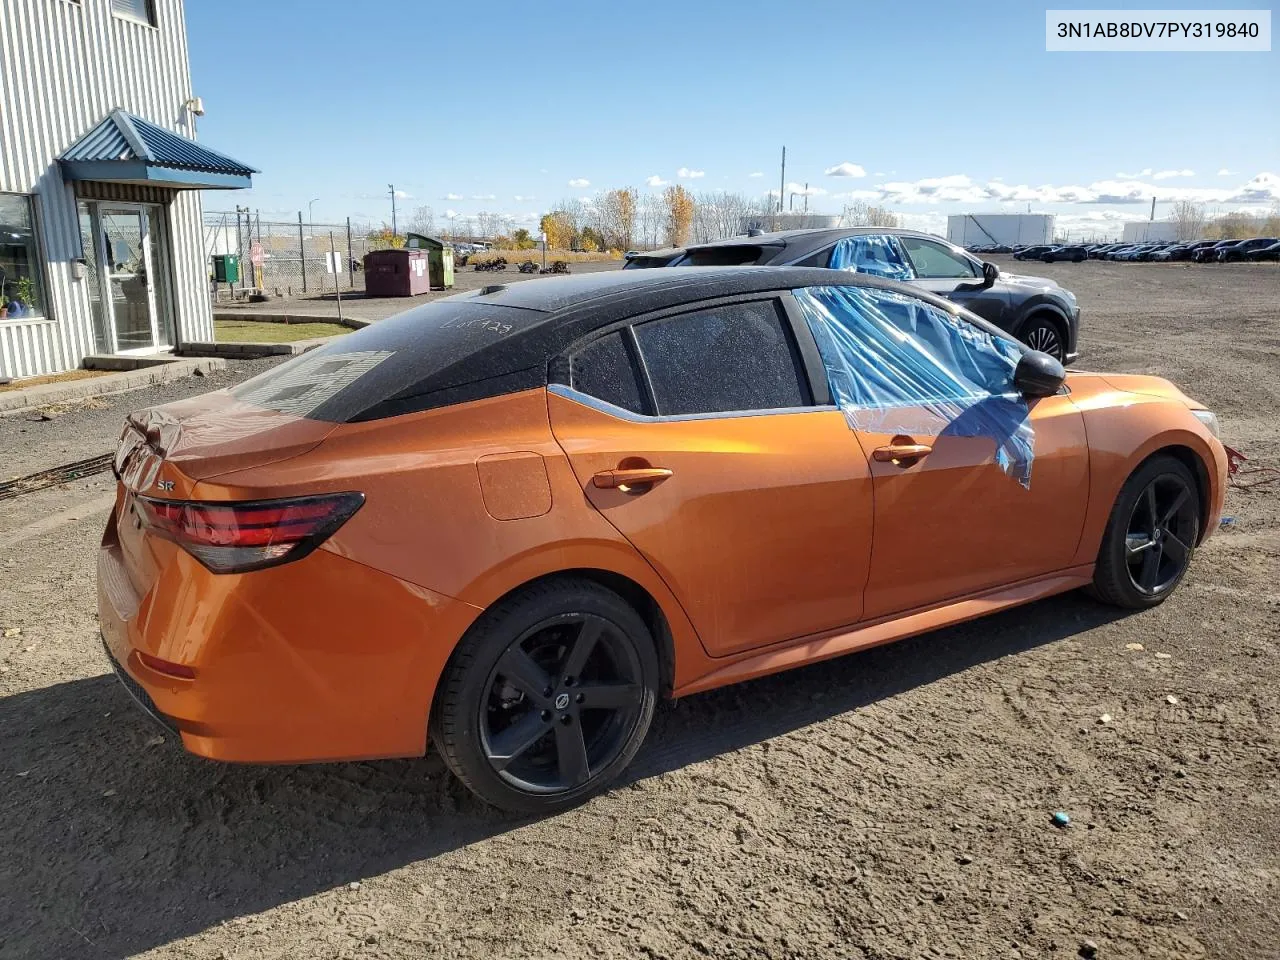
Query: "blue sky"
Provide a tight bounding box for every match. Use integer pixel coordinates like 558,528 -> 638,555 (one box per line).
188,0 -> 1278,238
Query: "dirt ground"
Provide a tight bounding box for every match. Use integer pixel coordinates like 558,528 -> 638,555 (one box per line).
1,259 -> 1277,960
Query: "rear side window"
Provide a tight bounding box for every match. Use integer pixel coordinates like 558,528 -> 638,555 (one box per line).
632,300 -> 809,415
829,235 -> 913,281
570,332 -> 645,414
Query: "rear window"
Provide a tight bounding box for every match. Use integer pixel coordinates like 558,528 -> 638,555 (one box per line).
675,246 -> 766,267
230,299 -> 544,422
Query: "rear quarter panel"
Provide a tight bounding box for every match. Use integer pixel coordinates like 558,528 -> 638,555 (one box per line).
194,389 -> 715,690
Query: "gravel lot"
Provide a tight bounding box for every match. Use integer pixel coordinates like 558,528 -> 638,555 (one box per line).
1,260 -> 1277,960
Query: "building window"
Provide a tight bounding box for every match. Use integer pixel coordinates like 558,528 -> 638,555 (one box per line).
111,0 -> 155,25
0,194 -> 47,322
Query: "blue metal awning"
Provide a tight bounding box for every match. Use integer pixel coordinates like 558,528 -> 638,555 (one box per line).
59,110 -> 257,190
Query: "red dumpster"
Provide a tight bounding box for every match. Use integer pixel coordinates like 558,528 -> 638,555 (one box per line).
363,249 -> 431,296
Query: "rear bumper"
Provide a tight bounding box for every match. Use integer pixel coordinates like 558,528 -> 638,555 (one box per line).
98,526 -> 483,764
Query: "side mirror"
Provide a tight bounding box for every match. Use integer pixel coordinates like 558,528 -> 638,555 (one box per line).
1014,350 -> 1065,398
981,261 -> 999,288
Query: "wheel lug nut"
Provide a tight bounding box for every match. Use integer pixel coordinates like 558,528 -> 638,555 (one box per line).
559,714 -> 571,724
543,686 -> 552,697
540,710 -> 551,721
575,693 -> 585,704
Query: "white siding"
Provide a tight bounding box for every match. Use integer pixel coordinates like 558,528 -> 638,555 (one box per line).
0,0 -> 213,379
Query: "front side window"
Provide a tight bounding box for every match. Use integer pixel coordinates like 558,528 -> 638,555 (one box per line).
0,194 -> 46,321
899,236 -> 979,278
794,285 -> 1034,487
632,300 -> 809,416
828,235 -> 913,281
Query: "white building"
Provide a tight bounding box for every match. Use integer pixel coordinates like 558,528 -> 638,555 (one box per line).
1122,221 -> 1182,243
947,214 -> 1055,247
0,0 -> 255,380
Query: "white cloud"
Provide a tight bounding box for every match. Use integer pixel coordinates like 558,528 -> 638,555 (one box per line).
471,193 -> 496,200
748,171 -> 764,178
1218,168 -> 1237,176
677,167 -> 705,179
873,171 -> 885,177
444,209 -> 459,219
824,162 -> 866,178
513,194 -> 535,202
1152,169 -> 1194,180
393,190 -> 411,199
784,182 -> 827,196
443,192 -> 463,201
1117,168 -> 1153,178
821,171 -> 1279,208
645,175 -> 668,187
567,178 -> 590,187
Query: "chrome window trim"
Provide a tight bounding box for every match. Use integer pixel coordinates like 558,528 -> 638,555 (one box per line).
548,383 -> 837,423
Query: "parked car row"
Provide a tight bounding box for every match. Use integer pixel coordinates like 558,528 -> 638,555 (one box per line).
968,238 -> 1280,263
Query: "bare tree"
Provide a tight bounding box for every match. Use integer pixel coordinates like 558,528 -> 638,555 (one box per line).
1169,200 -> 1207,241
408,205 -> 435,237
840,201 -> 901,228
637,193 -> 665,248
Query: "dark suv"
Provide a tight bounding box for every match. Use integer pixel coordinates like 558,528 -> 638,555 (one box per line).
625,228 -> 1080,363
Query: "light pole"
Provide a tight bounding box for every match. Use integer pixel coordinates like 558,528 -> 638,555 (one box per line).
388,184 -> 398,237
308,198 -> 319,236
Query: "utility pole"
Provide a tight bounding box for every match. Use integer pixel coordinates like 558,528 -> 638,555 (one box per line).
308,197 -> 319,236
1150,196 -> 1156,221
778,146 -> 786,217
388,184 -> 398,237
804,183 -> 809,215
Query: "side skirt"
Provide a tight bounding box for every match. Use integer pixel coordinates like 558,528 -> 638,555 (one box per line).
673,565 -> 1094,697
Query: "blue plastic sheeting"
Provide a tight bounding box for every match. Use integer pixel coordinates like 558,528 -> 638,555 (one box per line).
794,285 -> 1036,488
828,235 -> 914,281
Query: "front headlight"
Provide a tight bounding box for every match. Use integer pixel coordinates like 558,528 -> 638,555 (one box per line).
1192,409 -> 1219,437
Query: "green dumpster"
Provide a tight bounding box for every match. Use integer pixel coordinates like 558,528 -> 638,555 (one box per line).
212,254 -> 240,284
404,233 -> 455,290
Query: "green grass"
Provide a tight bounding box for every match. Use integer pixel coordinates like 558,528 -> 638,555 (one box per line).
215,320 -> 351,343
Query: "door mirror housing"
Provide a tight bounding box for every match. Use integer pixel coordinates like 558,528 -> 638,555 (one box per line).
1014,350 -> 1066,398
981,260 -> 999,288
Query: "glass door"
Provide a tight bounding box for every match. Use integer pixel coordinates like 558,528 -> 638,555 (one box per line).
90,204 -> 173,354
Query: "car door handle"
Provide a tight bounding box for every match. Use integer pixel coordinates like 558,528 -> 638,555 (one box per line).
872,442 -> 933,464
592,468 -> 673,489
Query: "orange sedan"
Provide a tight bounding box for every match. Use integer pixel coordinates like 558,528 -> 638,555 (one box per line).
99,267 -> 1226,812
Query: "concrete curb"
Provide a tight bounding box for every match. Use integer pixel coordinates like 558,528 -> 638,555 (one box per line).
0,357 -> 227,417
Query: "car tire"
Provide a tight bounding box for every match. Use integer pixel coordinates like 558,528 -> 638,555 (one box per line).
1088,455 -> 1200,610
431,577 -> 659,814
1073,253 -> 1085,263
1019,315 -> 1066,362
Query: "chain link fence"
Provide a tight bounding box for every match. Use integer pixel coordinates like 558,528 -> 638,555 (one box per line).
204,210 -> 397,300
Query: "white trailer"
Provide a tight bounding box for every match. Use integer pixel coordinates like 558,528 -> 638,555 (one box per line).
947,214 -> 1055,247
1122,221 -> 1181,243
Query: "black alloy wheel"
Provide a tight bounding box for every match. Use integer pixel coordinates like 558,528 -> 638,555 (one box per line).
1089,455 -> 1201,609
1122,474 -> 1198,597
480,613 -> 645,794
431,578 -> 658,814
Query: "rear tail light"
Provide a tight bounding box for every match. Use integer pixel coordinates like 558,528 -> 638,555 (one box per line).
134,492 -> 364,573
